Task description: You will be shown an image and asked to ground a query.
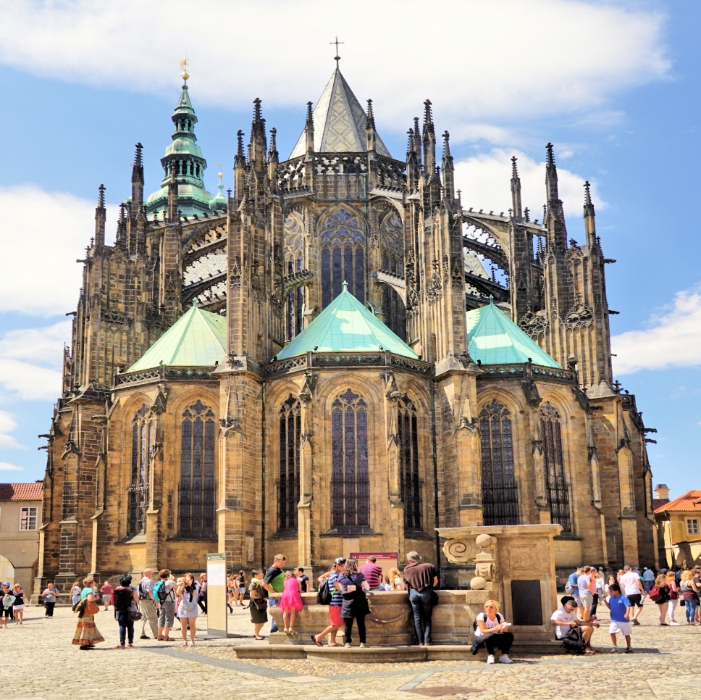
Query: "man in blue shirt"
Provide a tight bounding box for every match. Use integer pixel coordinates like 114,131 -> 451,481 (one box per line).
604,582 -> 633,653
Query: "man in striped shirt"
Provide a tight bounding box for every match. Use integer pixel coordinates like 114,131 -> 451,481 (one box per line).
360,557 -> 384,591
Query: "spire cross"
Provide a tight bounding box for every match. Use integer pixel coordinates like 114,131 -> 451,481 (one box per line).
330,36 -> 344,63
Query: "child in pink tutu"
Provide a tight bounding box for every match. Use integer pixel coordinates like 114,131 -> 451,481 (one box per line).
280,570 -> 304,635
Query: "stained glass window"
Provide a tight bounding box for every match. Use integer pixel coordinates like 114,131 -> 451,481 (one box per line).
331,389 -> 370,532
279,396 -> 301,532
398,397 -> 421,530
128,405 -> 150,537
540,403 -> 572,533
479,400 -> 519,525
179,400 -> 216,538
320,207 -> 365,307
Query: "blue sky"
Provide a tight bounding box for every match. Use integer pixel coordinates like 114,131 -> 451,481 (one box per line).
0,0 -> 699,499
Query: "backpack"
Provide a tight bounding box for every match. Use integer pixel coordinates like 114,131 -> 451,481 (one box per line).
317,578 -> 333,606
561,626 -> 586,653
155,581 -> 171,603
114,587 -> 134,613
138,581 -> 149,600
564,581 -> 574,595
649,586 -> 663,602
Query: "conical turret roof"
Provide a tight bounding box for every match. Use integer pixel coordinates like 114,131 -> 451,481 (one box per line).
128,303 -> 226,371
465,299 -> 560,368
289,67 -> 392,159
276,284 -> 417,360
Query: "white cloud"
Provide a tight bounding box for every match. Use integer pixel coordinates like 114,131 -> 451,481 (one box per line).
612,289 -> 701,375
0,462 -> 23,471
0,321 -> 70,401
0,411 -> 23,449
0,186 -> 119,317
455,148 -> 602,224
0,1 -> 669,132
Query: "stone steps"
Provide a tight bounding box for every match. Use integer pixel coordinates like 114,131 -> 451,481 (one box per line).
234,640 -> 566,663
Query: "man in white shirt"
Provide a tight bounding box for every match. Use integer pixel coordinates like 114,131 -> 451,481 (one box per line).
619,565 -> 645,625
550,596 -> 599,654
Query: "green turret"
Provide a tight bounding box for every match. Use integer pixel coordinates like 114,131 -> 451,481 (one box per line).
145,67 -> 214,218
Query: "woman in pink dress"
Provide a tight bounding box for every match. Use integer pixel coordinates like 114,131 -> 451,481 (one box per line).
279,570 -> 304,635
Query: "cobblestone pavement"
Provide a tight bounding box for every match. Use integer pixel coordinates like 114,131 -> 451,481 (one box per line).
4,602 -> 700,700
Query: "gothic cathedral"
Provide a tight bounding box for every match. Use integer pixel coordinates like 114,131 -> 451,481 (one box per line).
36,62 -> 657,592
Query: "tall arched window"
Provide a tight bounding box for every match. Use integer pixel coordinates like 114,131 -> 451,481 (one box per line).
284,211 -> 305,341
331,389 -> 369,532
479,399 -> 519,525
320,207 -> 365,308
380,208 -> 407,340
279,396 -> 301,532
128,405 -> 151,537
179,400 -> 216,538
540,403 -> 572,533
398,397 -> 421,530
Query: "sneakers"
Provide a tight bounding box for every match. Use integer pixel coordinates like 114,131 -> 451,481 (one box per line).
631,619 -> 640,626
669,621 -> 681,626
360,643 -> 369,648
498,654 -> 513,664
625,647 -> 633,654
487,654 -> 496,664
140,635 -> 150,639
659,622 -> 668,626
610,647 -> 619,653
344,643 -> 352,648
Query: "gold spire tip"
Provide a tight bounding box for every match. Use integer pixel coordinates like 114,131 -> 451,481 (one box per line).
180,58 -> 189,82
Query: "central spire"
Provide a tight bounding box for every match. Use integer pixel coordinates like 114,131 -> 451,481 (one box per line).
289,65 -> 392,159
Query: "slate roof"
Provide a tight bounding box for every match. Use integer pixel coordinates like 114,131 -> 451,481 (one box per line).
0,482 -> 43,501
128,303 -> 227,371
652,498 -> 670,511
290,67 -> 391,159
654,490 -> 701,514
465,299 -> 561,368
276,284 -> 417,360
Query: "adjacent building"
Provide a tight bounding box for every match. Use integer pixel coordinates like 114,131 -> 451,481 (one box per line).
654,486 -> 701,568
36,61 -> 657,593
0,482 -> 43,594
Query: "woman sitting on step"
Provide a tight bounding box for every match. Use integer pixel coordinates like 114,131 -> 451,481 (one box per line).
472,599 -> 514,664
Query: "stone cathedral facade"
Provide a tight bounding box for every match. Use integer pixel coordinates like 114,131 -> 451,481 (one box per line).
36,63 -> 658,592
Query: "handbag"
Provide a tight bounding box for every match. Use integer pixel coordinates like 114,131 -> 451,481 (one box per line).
128,601 -> 143,621
84,599 -> 100,616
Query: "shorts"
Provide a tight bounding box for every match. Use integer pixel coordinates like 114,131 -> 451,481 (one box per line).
329,605 -> 342,626
627,594 -> 643,607
12,605 -> 24,611
579,592 -> 593,608
572,594 -> 582,607
102,595 -> 111,606
1,608 -> 11,617
239,587 -> 246,594
610,620 -> 632,636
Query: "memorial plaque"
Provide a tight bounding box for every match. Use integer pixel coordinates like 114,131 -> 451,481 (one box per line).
510,579 -> 542,626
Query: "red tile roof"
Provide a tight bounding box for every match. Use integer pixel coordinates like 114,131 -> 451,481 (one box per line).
654,490 -> 701,514
0,482 -> 43,502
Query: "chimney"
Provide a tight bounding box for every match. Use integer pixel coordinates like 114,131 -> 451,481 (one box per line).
654,484 -> 670,501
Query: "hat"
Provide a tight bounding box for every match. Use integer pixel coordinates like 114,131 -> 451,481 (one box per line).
334,557 -> 346,565
2,583 -> 9,587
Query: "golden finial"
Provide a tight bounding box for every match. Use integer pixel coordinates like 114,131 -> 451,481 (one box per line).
216,162 -> 223,182
180,58 -> 189,83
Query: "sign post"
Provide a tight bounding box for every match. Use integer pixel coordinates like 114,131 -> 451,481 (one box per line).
206,552 -> 227,638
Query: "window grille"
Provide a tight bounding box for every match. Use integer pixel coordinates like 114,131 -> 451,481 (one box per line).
179,400 -> 216,538
479,399 -> 519,525
19,506 -> 38,531
540,402 -> 572,533
398,397 -> 421,530
278,396 -> 301,532
331,389 -> 369,532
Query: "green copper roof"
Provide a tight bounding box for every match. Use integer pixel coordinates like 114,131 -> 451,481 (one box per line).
289,67 -> 391,159
465,299 -> 560,368
209,181 -> 228,212
277,284 -> 417,360
128,303 -> 226,371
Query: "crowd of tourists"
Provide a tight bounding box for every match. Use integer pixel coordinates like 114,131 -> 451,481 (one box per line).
551,564 -> 701,656
25,554 -> 700,660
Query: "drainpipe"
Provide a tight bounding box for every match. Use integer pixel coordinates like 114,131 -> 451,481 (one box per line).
261,381 -> 266,568
431,379 -> 440,576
